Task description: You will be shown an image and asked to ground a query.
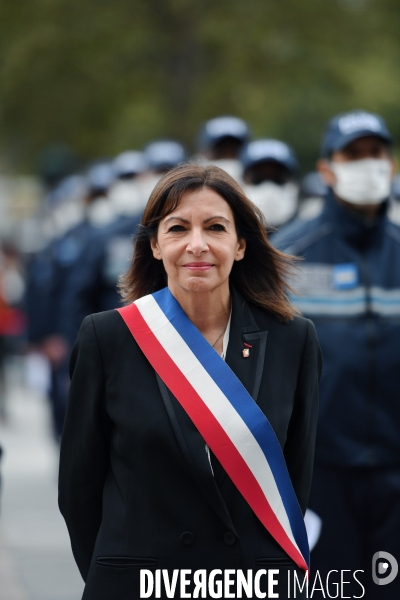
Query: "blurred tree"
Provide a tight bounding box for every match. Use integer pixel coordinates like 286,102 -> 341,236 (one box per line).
0,0 -> 399,172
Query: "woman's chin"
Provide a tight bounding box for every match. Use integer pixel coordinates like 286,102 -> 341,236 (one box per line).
185,279 -> 214,293
170,276 -> 221,295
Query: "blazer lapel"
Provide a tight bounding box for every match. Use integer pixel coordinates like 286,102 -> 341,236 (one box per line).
225,288 -> 268,404
156,374 -> 237,535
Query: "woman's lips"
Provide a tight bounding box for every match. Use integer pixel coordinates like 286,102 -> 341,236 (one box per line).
183,262 -> 214,271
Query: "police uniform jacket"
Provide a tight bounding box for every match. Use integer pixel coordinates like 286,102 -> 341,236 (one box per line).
273,191 -> 400,468
58,288 -> 321,599
59,213 -> 142,348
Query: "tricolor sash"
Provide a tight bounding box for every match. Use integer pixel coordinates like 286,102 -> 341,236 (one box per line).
117,287 -> 309,572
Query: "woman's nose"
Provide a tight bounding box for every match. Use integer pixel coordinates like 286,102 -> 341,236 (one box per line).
186,228 -> 208,254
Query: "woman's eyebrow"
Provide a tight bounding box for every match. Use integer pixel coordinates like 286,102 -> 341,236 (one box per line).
163,216 -> 190,224
203,216 -> 230,224
163,215 -> 230,225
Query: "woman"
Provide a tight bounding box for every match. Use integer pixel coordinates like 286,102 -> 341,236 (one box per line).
59,163 -> 321,599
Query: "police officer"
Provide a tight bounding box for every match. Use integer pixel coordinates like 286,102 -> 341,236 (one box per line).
241,138 -> 300,228
24,179 -> 82,439
140,139 -> 187,201
109,150 -> 148,217
273,110 -> 399,598
195,115 -> 251,181
25,164 -> 115,439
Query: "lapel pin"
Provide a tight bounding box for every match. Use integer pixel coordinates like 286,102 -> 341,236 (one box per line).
242,343 -> 252,358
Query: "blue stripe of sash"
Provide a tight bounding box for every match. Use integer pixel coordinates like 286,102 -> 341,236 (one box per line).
153,287 -> 309,565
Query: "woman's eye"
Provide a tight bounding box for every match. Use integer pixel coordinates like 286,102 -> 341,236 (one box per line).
168,225 -> 186,232
209,223 -> 226,231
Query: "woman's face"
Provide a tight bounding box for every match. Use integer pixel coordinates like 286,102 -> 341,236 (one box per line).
150,187 -> 246,297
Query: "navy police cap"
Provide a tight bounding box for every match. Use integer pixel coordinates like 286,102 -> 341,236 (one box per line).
113,151 -> 147,178
241,139 -> 298,173
144,140 -> 187,170
86,162 -> 115,193
321,110 -> 392,157
197,116 -> 250,151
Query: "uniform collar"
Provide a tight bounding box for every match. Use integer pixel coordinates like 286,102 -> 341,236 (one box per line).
323,188 -> 388,249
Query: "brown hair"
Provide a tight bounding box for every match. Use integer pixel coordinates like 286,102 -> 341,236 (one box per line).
119,163 -> 299,321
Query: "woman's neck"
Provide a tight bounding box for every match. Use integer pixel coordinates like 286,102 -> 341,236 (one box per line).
168,284 -> 231,338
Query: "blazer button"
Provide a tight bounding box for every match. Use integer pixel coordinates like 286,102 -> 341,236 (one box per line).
223,532 -> 236,546
180,531 -> 194,546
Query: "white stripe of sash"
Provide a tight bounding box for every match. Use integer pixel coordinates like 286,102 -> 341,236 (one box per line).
136,295 -> 303,559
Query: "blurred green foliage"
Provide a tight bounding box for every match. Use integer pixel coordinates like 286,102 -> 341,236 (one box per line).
0,0 -> 399,172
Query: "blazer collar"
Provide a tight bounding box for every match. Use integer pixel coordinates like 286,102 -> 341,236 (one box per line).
225,287 -> 268,404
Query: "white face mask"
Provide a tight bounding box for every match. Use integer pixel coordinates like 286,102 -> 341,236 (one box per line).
245,181 -> 298,226
330,158 -> 392,205
211,159 -> 243,182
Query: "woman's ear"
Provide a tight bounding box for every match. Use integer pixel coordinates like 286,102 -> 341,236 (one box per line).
235,238 -> 246,261
150,237 -> 162,260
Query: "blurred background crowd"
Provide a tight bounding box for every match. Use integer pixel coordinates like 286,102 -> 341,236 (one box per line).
0,1 -> 400,598
0,123 -> 338,439
1,120 -> 398,441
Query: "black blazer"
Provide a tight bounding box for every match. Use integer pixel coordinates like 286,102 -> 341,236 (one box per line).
58,288 -> 321,600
